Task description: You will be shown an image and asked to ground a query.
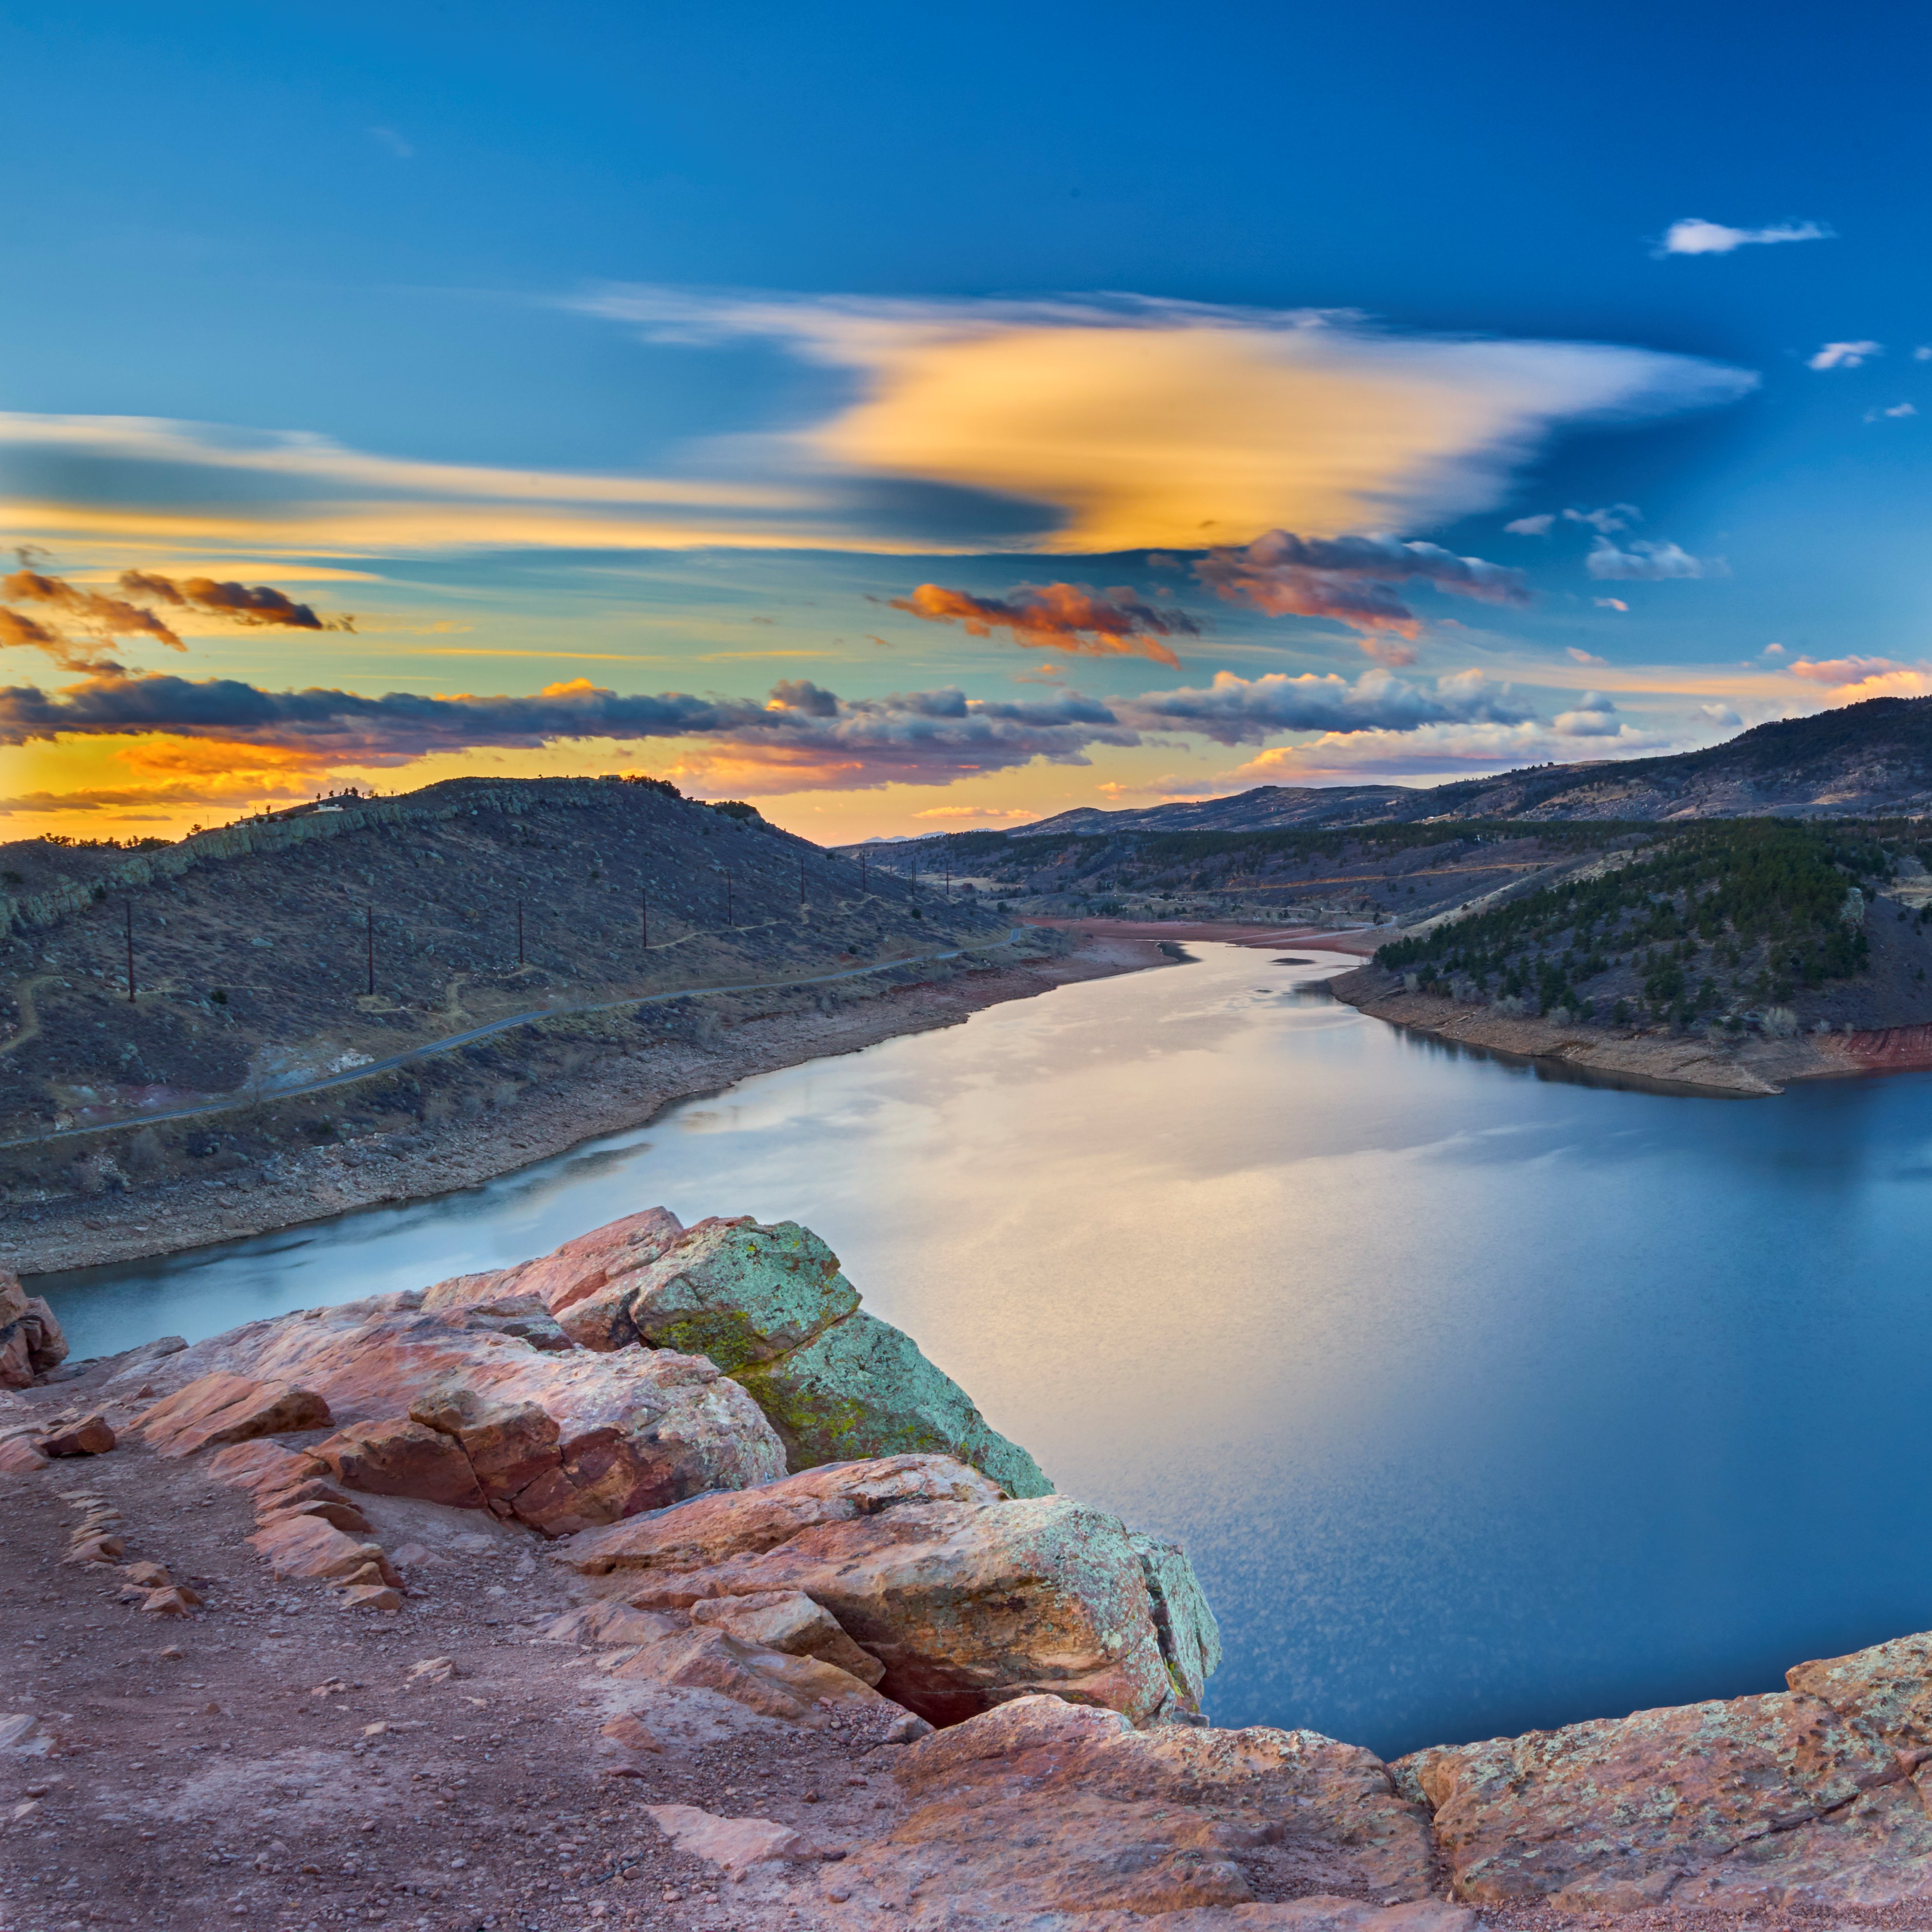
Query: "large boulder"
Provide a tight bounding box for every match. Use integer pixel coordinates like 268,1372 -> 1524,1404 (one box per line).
135,1294 -> 785,1535
1394,1679 -> 1932,1911
559,1455 -> 1219,1728
136,1372 -> 331,1457
831,1694 -> 1439,1917
0,1271 -> 68,1388
422,1210 -> 1052,1498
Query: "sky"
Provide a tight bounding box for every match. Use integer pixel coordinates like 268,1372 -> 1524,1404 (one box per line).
5,0 -> 1932,843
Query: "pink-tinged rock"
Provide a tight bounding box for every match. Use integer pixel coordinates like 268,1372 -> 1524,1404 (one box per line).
0,1272 -> 68,1389
834,1694 -> 1435,1918
41,1415 -> 115,1458
563,1454 -> 1004,1575
137,1372 -> 331,1457
203,1439 -> 328,1495
66,1532 -> 126,1564
315,1416 -> 485,1509
614,1624 -> 891,1724
645,1803 -> 802,1871
339,1584 -> 402,1612
1397,1690 -> 1902,1906
420,1205 -> 688,1343
1788,1628 -> 1932,1766
249,1512 -> 400,1586
601,1713 -> 662,1754
688,1590 -> 885,1687
141,1585 -> 201,1616
147,1298 -> 783,1534
543,1601 -> 685,1647
0,1430 -> 47,1474
1079,1906 -> 1475,1932
261,1495 -> 372,1534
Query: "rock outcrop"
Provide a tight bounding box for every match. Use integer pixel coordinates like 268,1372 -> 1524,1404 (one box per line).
422,1209 -> 1052,1497
1395,1626 -> 1932,1911
0,1269 -> 68,1388
139,1292 -> 785,1534
561,1454 -> 1219,1728
834,1693 -> 1438,1917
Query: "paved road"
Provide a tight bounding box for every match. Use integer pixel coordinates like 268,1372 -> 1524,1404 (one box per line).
1,928 -> 1028,1150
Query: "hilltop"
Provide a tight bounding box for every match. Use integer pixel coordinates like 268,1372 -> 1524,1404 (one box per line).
0,778 -> 1165,1272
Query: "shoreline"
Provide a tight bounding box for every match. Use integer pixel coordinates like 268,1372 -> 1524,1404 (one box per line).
1328,965 -> 1866,1098
7,932 -> 1169,1280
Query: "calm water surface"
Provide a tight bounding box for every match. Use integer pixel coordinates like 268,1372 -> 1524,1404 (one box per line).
33,943 -> 1932,1759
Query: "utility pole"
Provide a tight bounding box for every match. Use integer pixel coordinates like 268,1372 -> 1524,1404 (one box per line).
366,904 -> 374,995
516,899 -> 525,966
125,901 -> 135,1003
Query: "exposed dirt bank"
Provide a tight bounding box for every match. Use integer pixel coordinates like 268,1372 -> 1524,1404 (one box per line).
3,935 -> 1168,1279
1329,966 -> 1853,1097
1023,917 -> 1384,954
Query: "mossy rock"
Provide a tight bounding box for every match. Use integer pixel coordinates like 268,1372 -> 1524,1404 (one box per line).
735,1310 -> 1051,1499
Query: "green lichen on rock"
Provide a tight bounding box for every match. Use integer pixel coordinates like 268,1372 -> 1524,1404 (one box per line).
620,1215 -> 1051,1498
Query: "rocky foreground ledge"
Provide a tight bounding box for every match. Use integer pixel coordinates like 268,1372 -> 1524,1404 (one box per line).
10,1221 -> 1932,1930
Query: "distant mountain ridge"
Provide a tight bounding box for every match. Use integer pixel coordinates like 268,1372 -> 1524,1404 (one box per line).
1010,697 -> 1932,841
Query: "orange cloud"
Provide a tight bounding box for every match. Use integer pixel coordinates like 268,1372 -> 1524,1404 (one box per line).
888,583 -> 1195,666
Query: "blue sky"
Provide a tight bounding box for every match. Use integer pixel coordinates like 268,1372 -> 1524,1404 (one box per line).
3,0 -> 1929,838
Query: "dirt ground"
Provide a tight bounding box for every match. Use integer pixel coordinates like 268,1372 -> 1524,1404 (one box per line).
0,1357 -> 931,1932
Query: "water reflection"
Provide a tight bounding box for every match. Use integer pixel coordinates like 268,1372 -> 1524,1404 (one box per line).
32,944 -> 1932,1759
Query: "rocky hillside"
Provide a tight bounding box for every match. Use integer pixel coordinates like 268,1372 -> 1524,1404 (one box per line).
0,771 -> 1003,1148
11,1206 -> 1932,1927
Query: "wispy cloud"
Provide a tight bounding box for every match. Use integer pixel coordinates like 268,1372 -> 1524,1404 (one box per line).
1112,665 -> 1530,745
1658,218 -> 1832,257
580,287 -> 1758,555
1224,716 -> 1672,782
1503,513 -> 1555,536
1866,402 -> 1918,422
1584,537 -> 1717,582
1594,598 -> 1630,611
1809,341 -> 1883,370
885,582 -> 1198,666
1564,504 -> 1640,534
1192,530 -> 1527,664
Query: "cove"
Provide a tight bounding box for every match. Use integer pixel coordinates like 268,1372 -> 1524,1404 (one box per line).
30,942 -> 1932,1761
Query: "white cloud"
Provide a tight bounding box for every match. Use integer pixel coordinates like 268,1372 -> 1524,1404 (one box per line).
1564,503 -> 1640,534
1504,513 -> 1555,535
1916,347 -> 1932,362
1222,717 -> 1670,781
1762,642 -> 1786,657
1567,646 -> 1607,663
367,127 -> 415,160
1865,402 -> 1918,422
1585,536 -> 1717,582
1111,665 -> 1532,746
1700,703 -> 1742,727
1594,597 -> 1630,611
1809,341 -> 1883,370
1659,218 -> 1831,256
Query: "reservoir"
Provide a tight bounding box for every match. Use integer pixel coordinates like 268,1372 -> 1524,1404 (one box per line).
33,941 -> 1932,1761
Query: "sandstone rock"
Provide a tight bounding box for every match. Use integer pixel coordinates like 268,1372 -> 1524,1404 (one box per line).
249,1513 -> 400,1586
141,1585 -> 201,1615
613,1624 -> 894,1724
1131,1531 -> 1224,1708
420,1210 -> 1051,1496
835,1694 -> 1436,1919
544,1601 -> 685,1647
40,1415 -> 116,1458
0,1430 -> 47,1474
1788,1628 -> 1932,1766
688,1590 -> 886,1686
1398,1689 -> 1903,1906
137,1372 -> 331,1457
564,1456 -> 1215,1727
203,1439 -> 328,1495
65,1532 -> 125,1564
0,1272 -> 68,1388
645,1802 -> 802,1871
404,1657 -> 462,1686
149,1300 -> 784,1535
103,1334 -> 187,1386
600,1713 -> 661,1754
1080,1905 -> 1475,1932
122,1561 -> 171,1587
563,1454 -> 1005,1575
315,1416 -> 485,1509
262,1495 -> 373,1534
340,1584 -> 402,1612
